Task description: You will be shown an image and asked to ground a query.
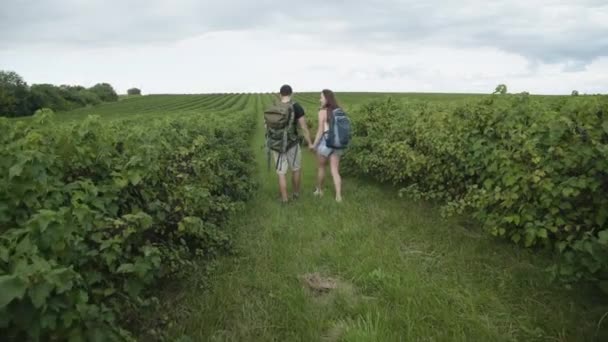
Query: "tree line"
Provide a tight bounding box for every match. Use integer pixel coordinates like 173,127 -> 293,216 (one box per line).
0,70 -> 140,117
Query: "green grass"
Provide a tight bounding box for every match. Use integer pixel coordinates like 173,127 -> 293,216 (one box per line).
133,94 -> 607,341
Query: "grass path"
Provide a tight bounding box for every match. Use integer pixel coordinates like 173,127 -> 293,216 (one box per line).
160,100 -> 607,341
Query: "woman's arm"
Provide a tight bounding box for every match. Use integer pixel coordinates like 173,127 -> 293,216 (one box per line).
312,109 -> 326,147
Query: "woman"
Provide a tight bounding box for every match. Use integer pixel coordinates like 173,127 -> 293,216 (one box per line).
312,89 -> 344,203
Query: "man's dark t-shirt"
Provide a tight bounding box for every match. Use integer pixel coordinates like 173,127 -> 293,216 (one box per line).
293,102 -> 305,121
291,102 -> 305,135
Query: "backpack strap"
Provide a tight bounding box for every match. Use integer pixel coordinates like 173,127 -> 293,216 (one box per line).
265,133 -> 272,172
292,143 -> 299,166
275,152 -> 282,171
281,101 -> 296,153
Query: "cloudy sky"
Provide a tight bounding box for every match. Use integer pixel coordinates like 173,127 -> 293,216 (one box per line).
1,0 -> 607,94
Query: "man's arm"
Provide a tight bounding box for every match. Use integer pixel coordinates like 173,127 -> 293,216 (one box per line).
298,117 -> 313,148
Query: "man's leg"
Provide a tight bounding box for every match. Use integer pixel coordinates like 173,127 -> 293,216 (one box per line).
290,144 -> 303,199
278,173 -> 289,202
274,152 -> 289,202
293,169 -> 301,196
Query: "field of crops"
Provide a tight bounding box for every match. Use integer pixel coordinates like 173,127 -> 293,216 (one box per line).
2,92 -> 608,341
1,94 -> 266,340
53,93 -> 257,122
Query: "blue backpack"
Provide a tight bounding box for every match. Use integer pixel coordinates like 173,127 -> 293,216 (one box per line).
326,108 -> 351,149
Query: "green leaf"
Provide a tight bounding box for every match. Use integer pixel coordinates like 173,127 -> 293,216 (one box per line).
114,177 -> 128,188
602,120 -> 608,135
62,311 -> 77,327
597,208 -> 608,227
504,174 -> 517,186
9,163 -> 23,179
33,209 -> 57,233
524,231 -> 536,247
129,172 -> 142,185
73,206 -> 89,223
583,241 -> 593,254
47,268 -> 76,294
0,275 -> 27,308
116,263 -> 135,274
29,281 -> 54,308
79,290 -> 89,304
483,179 -> 493,189
125,279 -> 144,297
103,287 -> 116,297
598,230 -> 608,245
40,312 -> 58,329
537,229 -> 548,239
15,235 -> 34,256
0,246 -> 9,263
505,215 -> 520,225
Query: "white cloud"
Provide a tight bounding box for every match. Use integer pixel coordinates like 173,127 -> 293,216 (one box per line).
0,1 -> 606,94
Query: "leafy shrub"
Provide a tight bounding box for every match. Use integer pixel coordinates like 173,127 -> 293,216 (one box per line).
1,70 -> 116,117
346,95 -> 608,288
493,84 -> 508,95
29,84 -> 102,112
30,84 -> 72,112
59,85 -> 102,107
0,71 -> 32,117
89,83 -> 119,102
0,108 -> 256,340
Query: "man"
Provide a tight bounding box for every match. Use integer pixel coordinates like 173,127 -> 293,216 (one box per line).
268,84 -> 313,204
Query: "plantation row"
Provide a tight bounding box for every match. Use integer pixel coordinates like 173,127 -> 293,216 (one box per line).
0,95 -> 266,340
55,93 -> 255,122
344,94 -> 608,288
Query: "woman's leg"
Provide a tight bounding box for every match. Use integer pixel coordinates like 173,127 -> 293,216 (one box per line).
316,153 -> 328,195
329,153 -> 342,202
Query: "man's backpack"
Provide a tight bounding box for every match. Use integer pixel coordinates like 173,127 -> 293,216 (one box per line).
264,100 -> 300,153
326,108 -> 351,149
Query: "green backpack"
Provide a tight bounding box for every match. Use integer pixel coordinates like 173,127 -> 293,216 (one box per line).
264,100 -> 300,153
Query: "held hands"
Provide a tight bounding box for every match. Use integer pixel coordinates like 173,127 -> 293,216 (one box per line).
306,135 -> 316,153
308,143 -> 316,153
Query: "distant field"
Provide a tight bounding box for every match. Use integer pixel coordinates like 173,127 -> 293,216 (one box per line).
40,92 -> 490,123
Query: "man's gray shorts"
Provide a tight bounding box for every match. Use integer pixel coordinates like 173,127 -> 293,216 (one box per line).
273,144 -> 302,175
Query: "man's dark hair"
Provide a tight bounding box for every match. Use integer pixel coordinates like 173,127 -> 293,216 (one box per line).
280,84 -> 293,96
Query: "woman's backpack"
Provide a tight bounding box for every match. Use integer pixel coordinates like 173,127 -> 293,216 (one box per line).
326,108 -> 351,149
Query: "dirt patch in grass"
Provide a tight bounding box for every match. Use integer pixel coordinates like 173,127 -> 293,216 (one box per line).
300,272 -> 361,310
301,273 -> 339,295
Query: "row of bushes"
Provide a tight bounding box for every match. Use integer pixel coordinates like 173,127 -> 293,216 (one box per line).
0,70 -> 121,117
0,108 -> 257,340
345,94 -> 608,288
